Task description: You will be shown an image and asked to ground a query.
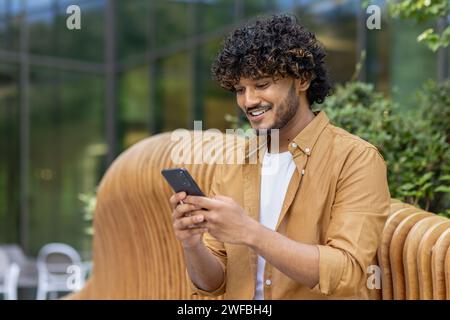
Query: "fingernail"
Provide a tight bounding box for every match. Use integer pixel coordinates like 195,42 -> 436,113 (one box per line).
195,215 -> 203,222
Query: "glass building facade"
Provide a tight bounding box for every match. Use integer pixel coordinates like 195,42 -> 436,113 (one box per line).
0,0 -> 446,257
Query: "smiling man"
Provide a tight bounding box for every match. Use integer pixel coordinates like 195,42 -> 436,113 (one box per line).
169,14 -> 390,299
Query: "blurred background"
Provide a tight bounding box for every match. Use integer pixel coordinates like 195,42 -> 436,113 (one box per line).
0,0 -> 448,299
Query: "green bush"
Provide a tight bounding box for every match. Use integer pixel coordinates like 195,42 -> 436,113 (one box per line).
321,80 -> 450,217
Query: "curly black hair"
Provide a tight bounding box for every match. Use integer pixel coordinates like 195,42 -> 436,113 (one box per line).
211,14 -> 332,105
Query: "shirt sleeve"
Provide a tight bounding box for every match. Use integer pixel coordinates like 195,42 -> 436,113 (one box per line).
188,165 -> 228,297
311,146 -> 390,297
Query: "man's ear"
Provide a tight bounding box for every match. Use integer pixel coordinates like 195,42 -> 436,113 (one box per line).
296,78 -> 311,92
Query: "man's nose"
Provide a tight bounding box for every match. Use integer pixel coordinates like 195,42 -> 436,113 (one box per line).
244,89 -> 261,110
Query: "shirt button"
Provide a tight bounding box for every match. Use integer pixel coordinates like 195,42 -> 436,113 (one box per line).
305,147 -> 311,154
265,279 -> 272,286
290,142 -> 298,148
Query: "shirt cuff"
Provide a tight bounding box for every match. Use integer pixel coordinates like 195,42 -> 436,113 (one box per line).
311,245 -> 345,296
187,265 -> 226,297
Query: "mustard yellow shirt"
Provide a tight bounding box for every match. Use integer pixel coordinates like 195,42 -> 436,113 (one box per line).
189,110 -> 390,299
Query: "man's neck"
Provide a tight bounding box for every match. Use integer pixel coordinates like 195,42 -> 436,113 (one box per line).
272,102 -> 315,153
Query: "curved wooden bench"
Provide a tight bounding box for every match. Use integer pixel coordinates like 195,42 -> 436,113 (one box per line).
65,132 -> 450,300
379,206 -> 423,300
389,201 -> 412,214
417,220 -> 450,299
69,132 -> 229,299
431,228 -> 450,299
403,216 -> 446,299
389,211 -> 433,299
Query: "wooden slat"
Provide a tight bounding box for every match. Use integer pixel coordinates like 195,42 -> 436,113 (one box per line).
418,221 -> 450,299
403,216 -> 446,300
389,211 -> 433,299
431,228 -> 450,299
379,206 -> 421,300
445,247 -> 450,299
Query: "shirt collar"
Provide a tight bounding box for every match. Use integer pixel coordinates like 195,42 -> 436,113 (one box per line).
244,110 -> 329,161
290,110 -> 329,157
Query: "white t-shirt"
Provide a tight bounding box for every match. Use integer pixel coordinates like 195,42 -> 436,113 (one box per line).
254,149 -> 296,300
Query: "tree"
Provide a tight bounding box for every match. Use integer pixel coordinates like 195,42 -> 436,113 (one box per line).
388,0 -> 450,51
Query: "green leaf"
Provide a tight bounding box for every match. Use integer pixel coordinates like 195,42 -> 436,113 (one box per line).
417,28 -> 434,42
400,183 -> 416,191
435,186 -> 450,193
418,172 -> 434,185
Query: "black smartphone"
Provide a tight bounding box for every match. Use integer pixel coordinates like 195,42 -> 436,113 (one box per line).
161,168 -> 205,197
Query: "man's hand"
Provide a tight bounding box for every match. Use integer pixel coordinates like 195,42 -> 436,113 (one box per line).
178,194 -> 319,289
184,195 -> 258,245
170,192 -> 227,292
170,192 -> 208,249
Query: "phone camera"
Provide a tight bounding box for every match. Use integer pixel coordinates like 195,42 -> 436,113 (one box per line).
177,171 -> 191,187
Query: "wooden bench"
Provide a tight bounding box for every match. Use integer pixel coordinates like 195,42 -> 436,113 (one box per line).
69,132 -> 450,300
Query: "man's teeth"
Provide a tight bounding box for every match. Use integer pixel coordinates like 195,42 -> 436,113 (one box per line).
249,108 -> 270,116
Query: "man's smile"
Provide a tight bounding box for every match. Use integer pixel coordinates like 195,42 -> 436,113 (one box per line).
246,105 -> 273,121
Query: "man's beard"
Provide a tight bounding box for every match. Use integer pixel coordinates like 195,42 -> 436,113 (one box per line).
254,83 -> 299,136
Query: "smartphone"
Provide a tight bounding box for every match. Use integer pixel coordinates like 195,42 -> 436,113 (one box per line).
161,168 -> 205,197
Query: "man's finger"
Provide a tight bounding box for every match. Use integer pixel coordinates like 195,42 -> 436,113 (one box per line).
185,195 -> 218,209
174,214 -> 205,230
173,203 -> 198,219
169,192 -> 187,209
213,195 -> 234,204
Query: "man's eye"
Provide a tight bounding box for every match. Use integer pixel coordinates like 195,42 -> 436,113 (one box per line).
235,88 -> 244,94
256,83 -> 269,89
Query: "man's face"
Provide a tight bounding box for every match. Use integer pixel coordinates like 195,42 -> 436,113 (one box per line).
234,77 -> 299,132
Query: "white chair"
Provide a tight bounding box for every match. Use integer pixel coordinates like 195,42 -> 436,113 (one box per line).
36,243 -> 86,300
0,249 -> 20,300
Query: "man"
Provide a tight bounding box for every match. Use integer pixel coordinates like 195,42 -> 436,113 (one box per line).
169,14 -> 390,299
